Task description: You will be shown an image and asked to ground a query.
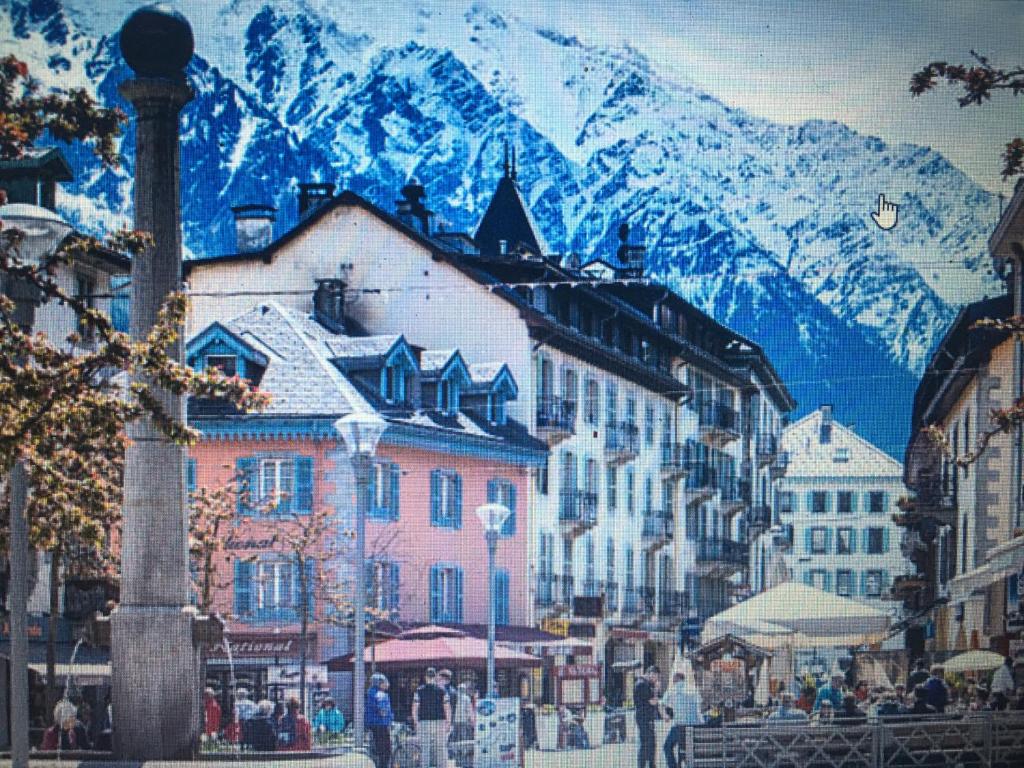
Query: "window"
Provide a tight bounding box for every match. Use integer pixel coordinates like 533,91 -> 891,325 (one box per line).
808,527 -> 829,554
864,570 -> 883,597
430,470 -> 462,528
383,363 -> 403,403
868,492 -> 886,514
625,396 -> 637,428
233,557 -> 314,621
645,404 -> 655,445
866,527 -> 886,554
494,569 -> 510,626
366,560 -> 401,614
206,354 -> 237,377
487,478 -> 517,535
487,393 -> 507,425
836,527 -> 855,554
606,538 -> 615,585
625,467 -> 636,515
584,378 -> 600,425
606,467 -> 617,512
563,368 -> 578,419
836,570 -> 854,597
236,456 -> 313,515
837,491 -> 853,514
584,535 -> 595,590
808,569 -> 828,591
777,491 -> 794,515
644,475 -> 654,515
811,491 -> 828,514
833,447 -> 850,463
438,378 -> 459,415
429,564 -> 463,623
537,463 -> 549,496
605,381 -> 618,425
370,461 -> 401,521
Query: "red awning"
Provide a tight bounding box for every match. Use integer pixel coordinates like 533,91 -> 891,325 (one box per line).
325,633 -> 543,672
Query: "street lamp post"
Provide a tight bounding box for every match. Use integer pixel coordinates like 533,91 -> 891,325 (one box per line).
334,411 -> 387,753
475,503 -> 510,698
0,203 -> 72,768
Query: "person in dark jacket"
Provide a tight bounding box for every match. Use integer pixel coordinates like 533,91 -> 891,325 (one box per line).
909,685 -> 937,717
366,673 -> 395,768
41,700 -> 91,751
835,694 -> 867,723
924,665 -> 949,713
247,700 -> 278,752
907,659 -> 929,690
277,696 -> 312,751
633,666 -> 661,768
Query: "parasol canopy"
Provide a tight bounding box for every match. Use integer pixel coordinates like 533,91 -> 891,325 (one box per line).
942,649 -> 1005,674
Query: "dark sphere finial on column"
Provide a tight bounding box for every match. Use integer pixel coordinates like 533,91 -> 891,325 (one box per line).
119,3 -> 194,80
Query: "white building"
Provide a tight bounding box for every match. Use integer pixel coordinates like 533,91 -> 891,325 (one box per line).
753,406 -> 912,649
184,161 -> 793,701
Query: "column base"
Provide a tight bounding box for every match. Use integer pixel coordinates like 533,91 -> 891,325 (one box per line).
111,605 -> 202,761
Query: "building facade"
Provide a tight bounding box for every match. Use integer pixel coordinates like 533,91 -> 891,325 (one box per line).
754,406 -> 912,649
184,159 -> 794,700
185,302 -> 545,713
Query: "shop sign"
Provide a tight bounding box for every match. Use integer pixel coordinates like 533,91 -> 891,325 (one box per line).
610,628 -> 648,641
206,633 -> 308,660
475,697 -> 520,768
553,663 -> 600,679
540,618 -> 569,637
567,622 -> 595,639
711,658 -> 743,673
268,664 -> 329,686
224,535 -> 277,551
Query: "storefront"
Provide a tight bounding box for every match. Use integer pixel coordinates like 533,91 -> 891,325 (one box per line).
604,628 -> 647,707
552,663 -> 601,708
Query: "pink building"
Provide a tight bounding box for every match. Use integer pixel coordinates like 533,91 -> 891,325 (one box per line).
186,299 -> 545,711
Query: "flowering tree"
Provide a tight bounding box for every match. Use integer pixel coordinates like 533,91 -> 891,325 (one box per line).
0,55 -> 267,712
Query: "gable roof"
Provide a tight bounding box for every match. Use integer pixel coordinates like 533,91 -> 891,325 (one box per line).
783,407 -> 903,476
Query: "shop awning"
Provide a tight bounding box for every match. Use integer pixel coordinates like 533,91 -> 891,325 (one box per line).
948,534 -> 1024,602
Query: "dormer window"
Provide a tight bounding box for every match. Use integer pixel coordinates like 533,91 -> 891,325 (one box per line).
206,355 -> 237,377
383,363 -> 405,403
488,394 -> 507,425
438,378 -> 460,415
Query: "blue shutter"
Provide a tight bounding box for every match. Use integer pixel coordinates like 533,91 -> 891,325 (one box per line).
186,458 -> 197,497
294,457 -> 313,514
824,528 -> 833,554
881,492 -> 888,514
234,559 -> 253,616
825,492 -> 833,514
389,562 -> 401,613
805,528 -> 813,554
882,528 -> 890,553
453,474 -> 463,529
823,571 -> 832,592
367,464 -> 380,519
389,463 -> 401,520
862,529 -> 870,552
487,479 -> 499,503
804,571 -> 813,586
455,567 -> 464,623
849,529 -> 857,554
495,570 -> 510,626
806,492 -> 815,513
881,570 -> 890,593
849,493 -> 858,514
860,571 -> 868,596
503,483 -> 517,535
430,471 -> 441,526
236,457 -> 257,516
429,565 -> 441,622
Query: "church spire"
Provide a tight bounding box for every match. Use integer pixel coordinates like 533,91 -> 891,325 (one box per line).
503,140 -> 510,178
511,145 -> 517,182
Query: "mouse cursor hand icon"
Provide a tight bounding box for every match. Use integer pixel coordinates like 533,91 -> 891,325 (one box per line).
871,194 -> 898,231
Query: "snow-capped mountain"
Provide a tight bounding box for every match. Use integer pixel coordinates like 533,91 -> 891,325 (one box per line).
2,0 -> 1002,457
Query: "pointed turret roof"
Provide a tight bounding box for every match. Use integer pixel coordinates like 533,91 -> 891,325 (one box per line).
474,144 -> 548,258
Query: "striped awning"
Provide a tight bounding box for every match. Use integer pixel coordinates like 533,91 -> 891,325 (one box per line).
948,534 -> 1024,602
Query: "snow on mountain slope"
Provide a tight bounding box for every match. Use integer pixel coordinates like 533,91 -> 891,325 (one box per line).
2,0 -> 1003,456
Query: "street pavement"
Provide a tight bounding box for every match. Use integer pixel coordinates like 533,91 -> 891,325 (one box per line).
524,710 -> 668,768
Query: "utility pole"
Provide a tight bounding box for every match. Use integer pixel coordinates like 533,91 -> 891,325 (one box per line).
109,6 -> 204,759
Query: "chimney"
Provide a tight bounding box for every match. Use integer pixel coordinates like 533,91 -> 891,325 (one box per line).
819,404 -> 833,444
313,278 -> 347,332
230,204 -> 276,253
615,221 -> 646,279
297,182 -> 335,220
395,180 -> 433,235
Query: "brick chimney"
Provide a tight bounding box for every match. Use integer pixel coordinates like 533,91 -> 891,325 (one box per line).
395,180 -> 433,235
297,182 -> 335,220
230,204 -> 276,253
313,278 -> 347,332
819,404 -> 833,444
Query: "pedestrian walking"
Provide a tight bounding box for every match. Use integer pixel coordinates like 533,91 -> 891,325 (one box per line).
991,657 -> 1015,710
203,688 -> 222,738
634,665 -> 661,768
366,674 -> 394,768
413,667 -> 451,768
661,671 -> 704,768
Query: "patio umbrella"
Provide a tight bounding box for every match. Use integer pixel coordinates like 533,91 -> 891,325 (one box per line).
324,631 -> 543,672
943,650 -> 1005,674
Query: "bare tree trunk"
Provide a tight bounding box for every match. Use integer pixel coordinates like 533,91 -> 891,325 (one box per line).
299,556 -> 307,715
45,546 -> 61,714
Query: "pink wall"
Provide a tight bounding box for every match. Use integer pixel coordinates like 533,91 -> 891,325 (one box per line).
190,435 -> 531,635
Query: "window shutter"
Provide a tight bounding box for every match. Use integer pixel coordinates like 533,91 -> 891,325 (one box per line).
824,492 -> 833,513
495,570 -> 510,626
806,492 -> 815,513
429,565 -> 441,622
803,571 -> 813,586
389,562 -> 401,612
294,457 -> 314,513
186,458 -> 197,497
455,567 -> 464,623
823,571 -> 832,592
862,529 -> 870,552
389,463 -> 401,520
881,570 -> 890,592
849,529 -> 857,554
487,479 -> 498,503
882,528 -> 890,553
453,474 -> 463,529
860,571 -> 868,596
430,471 -> 441,526
849,493 -> 858,513
367,464 -> 379,518
236,457 -> 257,516
805,528 -> 813,554
824,528 -> 833,554
880,492 -> 888,514
234,559 -> 253,616
503,483 -> 517,536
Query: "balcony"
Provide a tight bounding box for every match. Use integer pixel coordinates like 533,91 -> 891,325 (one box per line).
604,581 -> 620,613
660,442 -> 689,479
756,432 -> 779,466
720,478 -> 750,514
659,590 -> 687,618
699,402 -> 740,447
536,574 -> 555,606
536,396 -> 576,445
769,451 -> 789,479
605,421 -> 640,465
639,586 -> 657,615
747,504 -> 773,531
621,587 -> 640,616
684,452 -> 716,502
559,574 -> 575,607
693,537 -> 749,577
581,578 -> 601,598
641,511 -> 674,550
559,490 -> 598,536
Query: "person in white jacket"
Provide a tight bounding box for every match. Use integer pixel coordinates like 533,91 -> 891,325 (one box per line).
991,657 -> 1016,710
661,671 -> 704,768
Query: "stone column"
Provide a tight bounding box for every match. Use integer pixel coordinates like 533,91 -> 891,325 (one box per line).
110,6 -> 200,761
